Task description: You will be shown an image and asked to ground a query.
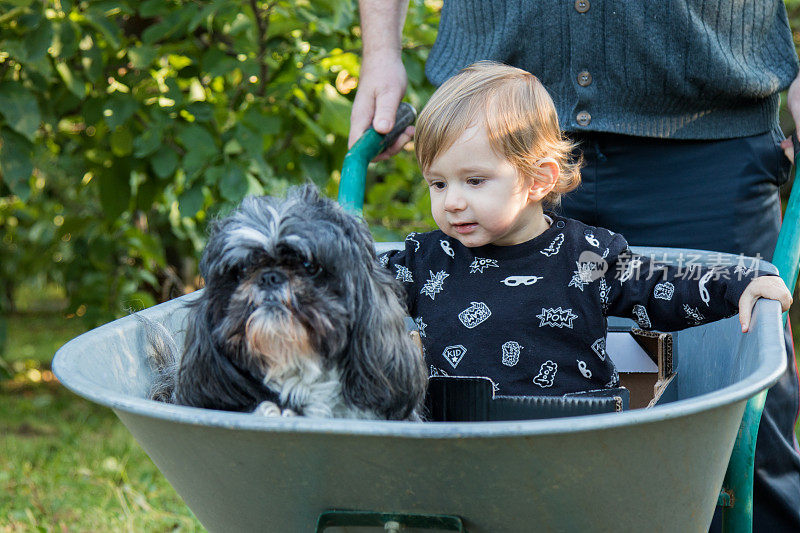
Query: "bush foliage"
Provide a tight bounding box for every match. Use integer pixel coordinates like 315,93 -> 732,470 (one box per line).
3,1 -> 800,325
0,0 -> 439,324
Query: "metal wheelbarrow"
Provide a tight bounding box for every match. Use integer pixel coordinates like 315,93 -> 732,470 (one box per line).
52,107 -> 798,532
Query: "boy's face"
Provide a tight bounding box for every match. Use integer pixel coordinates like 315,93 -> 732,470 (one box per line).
423,124 -> 544,247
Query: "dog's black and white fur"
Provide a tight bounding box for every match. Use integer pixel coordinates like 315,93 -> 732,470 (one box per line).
146,185 -> 427,420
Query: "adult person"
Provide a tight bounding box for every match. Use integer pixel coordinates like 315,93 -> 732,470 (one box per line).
348,1 -> 800,530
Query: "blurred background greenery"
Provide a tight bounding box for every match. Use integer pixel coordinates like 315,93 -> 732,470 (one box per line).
3,0 -> 800,530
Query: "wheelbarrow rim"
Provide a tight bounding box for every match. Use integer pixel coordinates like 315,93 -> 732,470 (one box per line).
52,295 -> 787,439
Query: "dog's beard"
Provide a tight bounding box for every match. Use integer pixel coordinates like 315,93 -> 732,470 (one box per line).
245,307 -> 315,381
222,278 -> 339,383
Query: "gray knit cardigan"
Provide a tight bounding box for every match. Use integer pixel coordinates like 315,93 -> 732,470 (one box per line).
425,0 -> 800,139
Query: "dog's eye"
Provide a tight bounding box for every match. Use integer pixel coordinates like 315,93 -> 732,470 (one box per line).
237,265 -> 251,279
302,260 -> 322,277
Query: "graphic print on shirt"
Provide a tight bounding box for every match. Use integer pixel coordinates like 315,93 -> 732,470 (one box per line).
405,232 -> 420,252
442,344 -> 467,368
577,360 -> 592,379
632,304 -> 652,329
698,269 -> 714,306
591,338 -> 608,361
683,304 -> 705,326
501,341 -> 522,367
540,233 -> 564,257
469,257 -> 499,274
734,256 -> 753,277
420,270 -> 449,300
414,316 -> 427,337
429,365 -> 449,377
501,275 -> 542,287
654,282 -> 675,301
619,255 -> 643,283
537,307 -> 577,329
599,278 -> 610,312
533,360 -> 558,388
569,260 -> 597,291
458,302 -> 492,329
606,367 -> 619,388
584,232 -> 600,248
378,253 -> 389,267
440,239 -> 455,258
394,264 -> 413,283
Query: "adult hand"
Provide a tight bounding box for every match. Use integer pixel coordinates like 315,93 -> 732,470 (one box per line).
348,56 -> 414,161
780,72 -> 800,163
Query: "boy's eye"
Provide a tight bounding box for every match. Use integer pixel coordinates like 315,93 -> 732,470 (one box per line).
429,181 -> 446,190
466,177 -> 485,186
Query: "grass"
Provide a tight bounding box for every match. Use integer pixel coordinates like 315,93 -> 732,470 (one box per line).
2,286 -> 799,531
1,289 -> 203,532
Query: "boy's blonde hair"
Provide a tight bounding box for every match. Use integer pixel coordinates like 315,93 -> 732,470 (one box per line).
415,61 -> 581,206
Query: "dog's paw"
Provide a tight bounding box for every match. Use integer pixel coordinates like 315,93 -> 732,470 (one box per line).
281,408 -> 298,417
254,401 -> 282,417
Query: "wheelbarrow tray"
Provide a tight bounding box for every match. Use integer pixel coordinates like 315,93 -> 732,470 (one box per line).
52,247 -> 787,532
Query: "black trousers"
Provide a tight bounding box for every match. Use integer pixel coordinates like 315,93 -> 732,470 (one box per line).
560,130 -> 800,531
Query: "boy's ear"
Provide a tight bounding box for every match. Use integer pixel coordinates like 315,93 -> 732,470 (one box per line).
527,159 -> 559,202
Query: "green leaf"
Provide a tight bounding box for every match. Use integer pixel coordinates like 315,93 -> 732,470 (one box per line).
219,164 -> 248,202
97,160 -> 132,219
55,62 -> 87,98
110,126 -> 133,157
150,146 -> 179,179
318,83 -> 351,138
128,45 -> 157,70
81,41 -> 104,82
0,81 -> 41,141
50,19 -> 79,58
242,108 -> 281,135
176,124 -> 216,153
135,175 -> 161,211
85,8 -> 122,49
103,95 -> 139,130
142,9 -> 192,44
0,128 -> 33,200
203,165 -> 224,186
300,154 -> 329,187
201,47 -> 238,78
184,102 -> 214,122
291,107 -> 329,145
133,127 -> 163,158
140,0 -> 165,18
178,185 -> 204,217
24,17 -> 53,62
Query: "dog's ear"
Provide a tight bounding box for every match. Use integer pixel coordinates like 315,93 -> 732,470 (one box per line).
176,298 -> 275,412
337,223 -> 427,420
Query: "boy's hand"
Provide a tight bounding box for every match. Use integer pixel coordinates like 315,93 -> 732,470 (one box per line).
738,276 -> 793,332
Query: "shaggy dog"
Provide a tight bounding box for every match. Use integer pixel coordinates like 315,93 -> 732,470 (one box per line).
145,185 -> 427,420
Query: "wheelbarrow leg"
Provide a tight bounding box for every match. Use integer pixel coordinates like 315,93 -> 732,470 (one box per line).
718,390 -> 767,533
315,510 -> 466,532
719,131 -> 800,532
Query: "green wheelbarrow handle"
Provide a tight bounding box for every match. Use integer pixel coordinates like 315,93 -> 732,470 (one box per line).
338,102 -> 417,216
720,131 -> 800,533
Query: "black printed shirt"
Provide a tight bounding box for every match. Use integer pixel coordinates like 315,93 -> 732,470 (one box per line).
379,213 -> 758,396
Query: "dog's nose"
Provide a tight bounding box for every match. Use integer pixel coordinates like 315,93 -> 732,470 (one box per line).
260,270 -> 287,288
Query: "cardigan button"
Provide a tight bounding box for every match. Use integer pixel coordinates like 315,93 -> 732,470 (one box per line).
576,111 -> 591,126
577,71 -> 592,87
575,0 -> 590,13
556,220 -> 566,229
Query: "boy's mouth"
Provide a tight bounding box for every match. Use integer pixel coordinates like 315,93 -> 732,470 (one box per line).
452,222 -> 478,234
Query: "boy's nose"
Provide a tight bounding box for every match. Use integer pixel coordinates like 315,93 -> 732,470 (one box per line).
444,188 -> 466,211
